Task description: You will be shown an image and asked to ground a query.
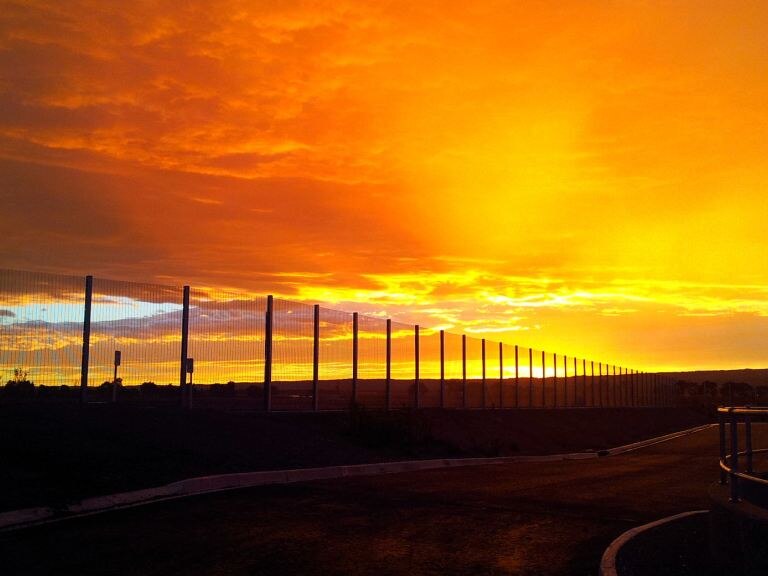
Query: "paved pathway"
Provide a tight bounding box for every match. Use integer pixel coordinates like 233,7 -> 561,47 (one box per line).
0,426 -> 756,575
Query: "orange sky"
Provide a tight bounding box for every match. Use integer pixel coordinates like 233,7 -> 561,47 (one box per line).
2,1 -> 768,371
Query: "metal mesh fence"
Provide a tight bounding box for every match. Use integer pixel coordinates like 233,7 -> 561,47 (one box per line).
318,306 -> 354,410
271,298 -> 314,410
418,327 -> 441,408
90,277 -> 183,402
187,288 -> 266,409
443,331 -> 464,408
0,269 -> 84,392
390,320 -> 415,408
357,314 -> 387,408
1,268 -> 665,410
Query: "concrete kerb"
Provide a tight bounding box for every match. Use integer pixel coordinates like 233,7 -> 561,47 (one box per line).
0,423 -> 715,533
599,510 -> 709,576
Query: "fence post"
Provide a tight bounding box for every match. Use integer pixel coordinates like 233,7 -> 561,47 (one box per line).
591,361 -> 595,407
582,359 -> 587,407
462,334 -> 467,409
80,275 -> 93,404
440,329 -> 445,408
352,312 -> 358,406
515,344 -> 519,408
313,304 -> 320,411
414,324 -> 420,409
179,284 -> 190,408
481,338 -> 486,409
718,411 -> 727,485
599,362 -> 603,407
386,319 -> 392,410
263,295 -> 273,412
499,342 -> 504,408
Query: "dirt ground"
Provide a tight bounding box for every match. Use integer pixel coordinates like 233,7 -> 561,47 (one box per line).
1,425 -> 750,576
0,404 -> 709,511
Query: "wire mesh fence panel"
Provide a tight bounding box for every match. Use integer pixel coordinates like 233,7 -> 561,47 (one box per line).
89,277 -> 183,403
418,328 -> 441,408
541,351 -> 551,408
464,336 -> 483,408
515,347 -> 531,407
317,307 -> 354,410
390,321 -> 415,408
0,269 -> 84,400
500,343 -> 518,408
484,340 -> 501,409
356,315 -> 387,408
443,332 -> 464,408
271,298 -> 314,411
187,288 -> 266,410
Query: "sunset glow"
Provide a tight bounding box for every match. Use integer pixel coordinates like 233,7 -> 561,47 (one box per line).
2,1 -> 768,370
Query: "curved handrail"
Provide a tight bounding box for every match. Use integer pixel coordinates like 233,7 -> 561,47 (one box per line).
718,406 -> 768,503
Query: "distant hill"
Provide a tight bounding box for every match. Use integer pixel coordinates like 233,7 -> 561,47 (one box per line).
661,368 -> 768,386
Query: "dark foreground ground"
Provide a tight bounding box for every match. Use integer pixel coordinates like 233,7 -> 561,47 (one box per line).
2,425 -> 755,576
0,404 -> 709,511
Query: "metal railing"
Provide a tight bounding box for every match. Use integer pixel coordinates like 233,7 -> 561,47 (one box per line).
718,406 -> 768,503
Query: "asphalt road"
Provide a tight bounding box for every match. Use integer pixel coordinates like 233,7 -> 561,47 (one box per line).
1,425 -> 754,576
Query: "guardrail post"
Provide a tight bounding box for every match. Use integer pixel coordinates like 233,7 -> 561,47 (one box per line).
352,312 -> 358,405
415,325 -> 420,408
462,334 -> 467,409
746,415 -> 753,474
730,409 -> 740,502
481,338 -> 486,409
313,304 -> 320,412
80,275 -> 93,404
440,329 -> 445,408
719,411 -> 727,485
386,319 -> 392,410
263,295 -> 273,412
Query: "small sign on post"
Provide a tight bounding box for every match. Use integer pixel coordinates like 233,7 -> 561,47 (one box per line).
114,350 -> 121,367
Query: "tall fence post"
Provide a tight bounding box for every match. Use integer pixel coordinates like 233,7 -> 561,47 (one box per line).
414,324 -> 420,408
613,365 -> 617,407
591,361 -> 595,407
481,338 -> 486,409
499,342 -> 504,408
462,334 -> 467,409
598,362 -> 603,407
541,350 -> 546,407
440,329 -> 445,408
313,304 -> 320,412
582,359 -> 587,407
386,319 -> 392,410
263,295 -> 273,412
80,275 -> 93,404
352,312 -> 358,406
515,344 -> 520,408
178,284 -> 190,408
